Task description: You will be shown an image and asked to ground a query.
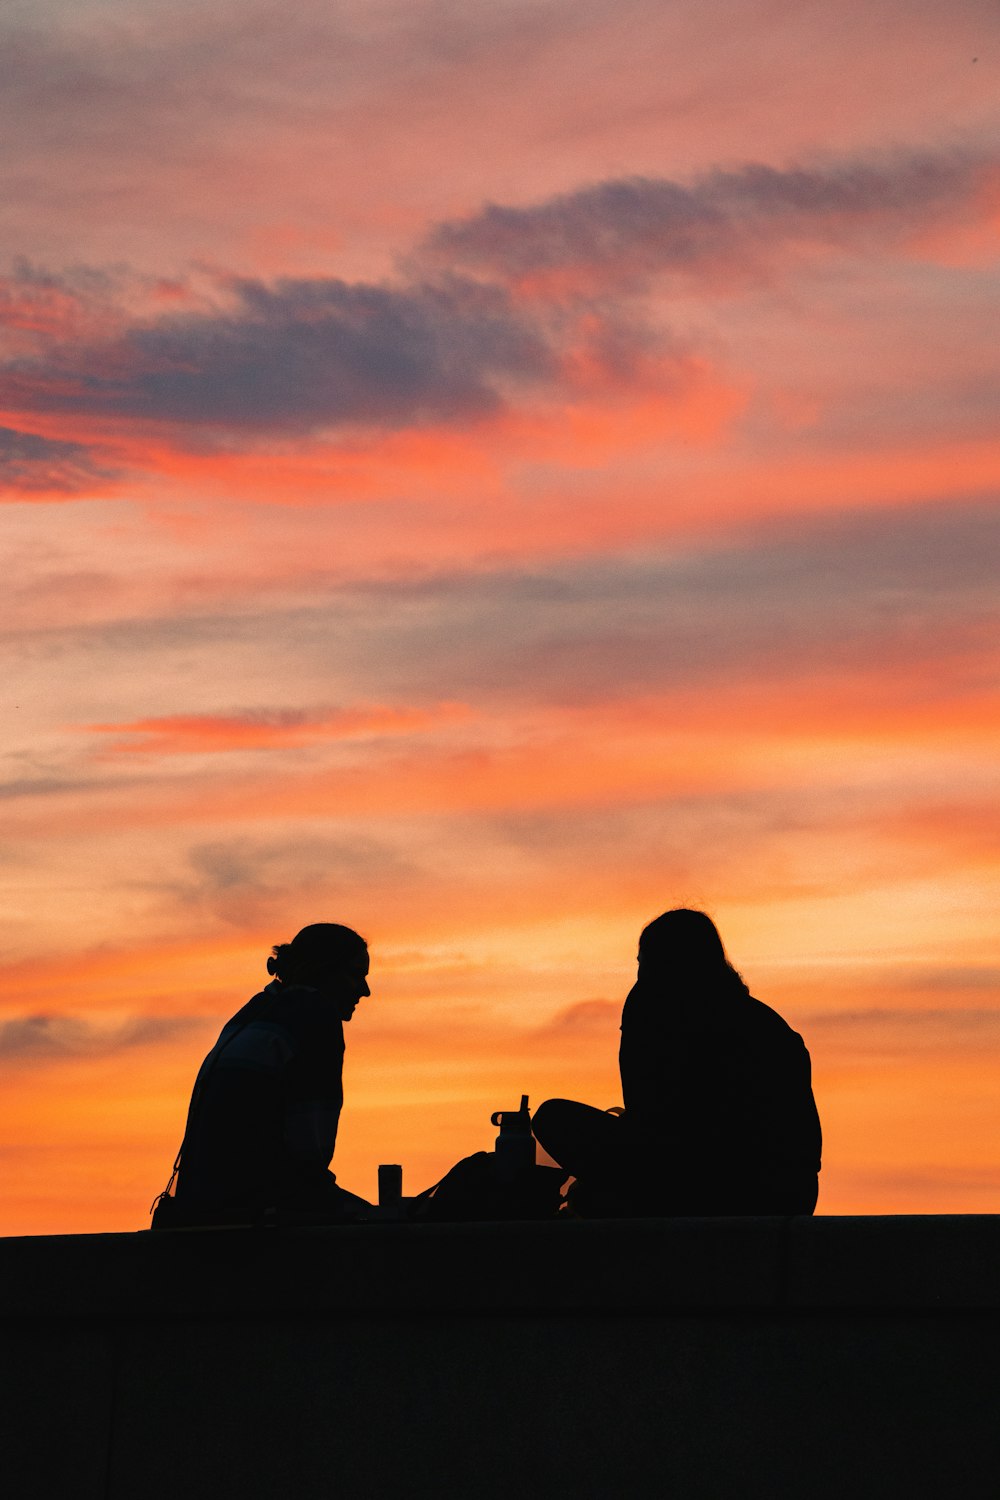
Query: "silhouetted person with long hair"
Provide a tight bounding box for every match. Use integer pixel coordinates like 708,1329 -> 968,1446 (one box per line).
532,909 -> 821,1215
170,922 -> 372,1224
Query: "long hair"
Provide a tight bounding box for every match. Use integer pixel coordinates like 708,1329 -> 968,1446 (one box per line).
638,909 -> 748,995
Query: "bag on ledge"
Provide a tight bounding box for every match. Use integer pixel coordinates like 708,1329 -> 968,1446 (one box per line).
149,1191 -> 184,1231
419,1151 -> 568,1223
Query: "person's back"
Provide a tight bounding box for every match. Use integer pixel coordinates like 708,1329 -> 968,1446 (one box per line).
175,980 -> 347,1221
532,908 -> 822,1216
620,967 -> 821,1213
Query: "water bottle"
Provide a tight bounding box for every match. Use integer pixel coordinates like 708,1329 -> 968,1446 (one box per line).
491,1094 -> 535,1182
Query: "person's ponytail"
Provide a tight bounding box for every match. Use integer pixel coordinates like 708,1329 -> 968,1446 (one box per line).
267,942 -> 294,979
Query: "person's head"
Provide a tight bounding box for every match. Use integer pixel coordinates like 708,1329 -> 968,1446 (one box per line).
637,908 -> 742,989
267,922 -> 370,1021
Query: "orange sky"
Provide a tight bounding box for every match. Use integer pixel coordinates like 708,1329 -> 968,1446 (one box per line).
1,0 -> 998,1234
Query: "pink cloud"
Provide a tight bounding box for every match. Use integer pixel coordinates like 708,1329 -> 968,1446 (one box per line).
2,146 -> 994,462
81,701 -> 473,756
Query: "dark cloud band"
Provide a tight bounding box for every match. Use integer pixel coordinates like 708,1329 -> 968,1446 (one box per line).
0,424 -> 117,494
423,151 -> 997,286
1,275 -> 553,435
1,145 -> 994,445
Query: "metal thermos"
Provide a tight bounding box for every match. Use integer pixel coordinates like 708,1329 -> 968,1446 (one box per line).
491,1094 -> 535,1182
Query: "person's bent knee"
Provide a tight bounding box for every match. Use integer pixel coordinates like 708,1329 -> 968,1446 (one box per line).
531,1098 -> 572,1154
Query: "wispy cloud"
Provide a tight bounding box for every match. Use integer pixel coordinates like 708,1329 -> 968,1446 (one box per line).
537,998 -> 619,1035
421,150 -> 1000,291
809,1006 -> 1000,1035
0,1010 -> 196,1063
0,264 -> 121,348
304,498 -> 998,709
0,424 -> 118,495
3,146 -> 995,454
1,273 -> 555,438
174,832 -> 425,929
81,701 -> 472,755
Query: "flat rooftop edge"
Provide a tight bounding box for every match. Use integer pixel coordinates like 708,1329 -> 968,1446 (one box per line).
2,1215 -> 998,1321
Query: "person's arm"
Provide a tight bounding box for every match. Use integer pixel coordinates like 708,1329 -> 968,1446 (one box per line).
619,996 -> 678,1133
281,995 -> 345,1180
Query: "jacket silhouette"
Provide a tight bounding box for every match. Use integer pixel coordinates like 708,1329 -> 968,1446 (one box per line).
533,909 -> 821,1215
619,964 -> 821,1213
169,922 -> 371,1224
175,980 -> 349,1221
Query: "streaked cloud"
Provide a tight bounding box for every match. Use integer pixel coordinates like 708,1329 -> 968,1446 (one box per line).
0,1009 -> 196,1063
3,144 -> 995,454
170,832 -> 427,930
0,267 -> 557,432
293,498 -> 998,708
538,998 -> 619,1035
82,701 -> 472,756
0,423 -> 118,495
0,264 -> 678,441
807,1006 -> 1000,1047
422,151 -> 1000,292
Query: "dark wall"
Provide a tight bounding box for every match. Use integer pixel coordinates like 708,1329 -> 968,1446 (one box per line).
2,1216 -> 998,1500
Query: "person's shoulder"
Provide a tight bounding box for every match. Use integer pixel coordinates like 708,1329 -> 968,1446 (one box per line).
744,995 -> 807,1047
220,987 -> 272,1031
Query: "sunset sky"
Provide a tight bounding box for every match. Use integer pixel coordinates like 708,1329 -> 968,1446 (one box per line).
1,0 -> 998,1235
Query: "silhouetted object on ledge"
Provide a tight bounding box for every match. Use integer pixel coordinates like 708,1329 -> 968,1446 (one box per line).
378,1163 -> 404,1220
532,909 -> 822,1217
418,1095 -> 567,1221
492,1093 -> 535,1180
152,922 -> 373,1228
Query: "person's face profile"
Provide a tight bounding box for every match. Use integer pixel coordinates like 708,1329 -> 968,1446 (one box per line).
287,946 -> 370,1018
328,953 -> 370,1021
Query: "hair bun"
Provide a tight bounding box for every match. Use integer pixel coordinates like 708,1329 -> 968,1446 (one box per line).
266,955 -> 278,975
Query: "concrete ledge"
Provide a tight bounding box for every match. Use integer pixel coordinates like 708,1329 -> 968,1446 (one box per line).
3,1217 -> 998,1500
2,1214 -> 998,1320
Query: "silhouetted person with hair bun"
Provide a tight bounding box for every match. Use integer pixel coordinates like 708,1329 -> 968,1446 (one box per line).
532,909 -> 821,1216
170,922 -> 373,1224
